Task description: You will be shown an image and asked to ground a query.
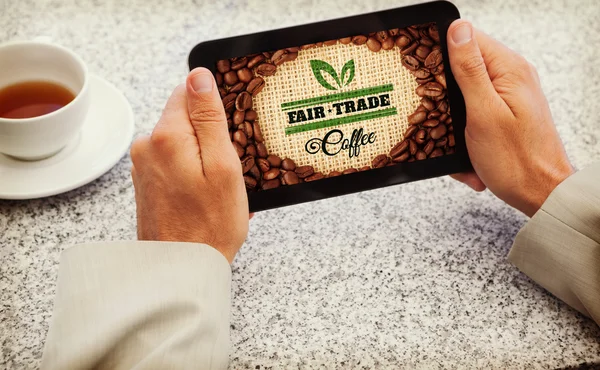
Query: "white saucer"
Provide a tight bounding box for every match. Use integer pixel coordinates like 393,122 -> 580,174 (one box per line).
0,74 -> 134,199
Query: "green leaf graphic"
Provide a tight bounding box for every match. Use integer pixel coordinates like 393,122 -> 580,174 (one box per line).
340,59 -> 355,87
310,60 -> 341,90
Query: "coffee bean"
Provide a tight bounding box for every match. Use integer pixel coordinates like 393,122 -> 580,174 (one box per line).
375,31 -> 389,42
286,47 -> 300,52
352,35 -> 368,45
342,168 -> 358,174
419,36 -> 434,47
445,147 -> 455,155
263,168 -> 280,180
392,151 -> 410,163
407,26 -> 420,39
381,37 -> 395,50
372,154 -> 389,168
422,82 -> 444,97
248,165 -> 261,180
428,24 -> 440,42
233,130 -> 247,147
415,45 -> 431,60
414,68 -> 431,79
328,171 -> 342,177
415,85 -> 426,97
271,50 -> 288,66
295,165 -> 314,178
433,91 -> 446,101
243,121 -> 253,138
404,125 -> 418,138
301,44 -> 315,50
423,119 -> 440,128
315,42 -> 324,47
232,110 -> 245,125
402,55 -> 420,71
241,156 -> 255,173
416,77 -> 434,85
324,40 -> 338,46
415,129 -> 427,144
216,72 -> 223,86
282,171 -> 299,185
448,133 -> 455,147
408,110 -> 427,125
244,175 -> 257,190
389,140 -> 409,158
435,137 -> 448,147
235,91 -> 252,111
432,62 -> 444,75
400,41 -> 418,55
305,172 -> 324,182
267,155 -> 281,168
256,63 -> 277,76
237,68 -> 253,83
429,124 -> 447,140
421,97 -> 435,111
434,73 -> 447,88
366,37 -> 382,52
425,49 -> 443,69
256,142 -> 268,158
222,92 -> 237,111
229,82 -> 246,93
247,54 -> 265,69
415,150 -> 427,160
398,28 -> 413,39
439,113 -> 449,123
395,35 -> 411,48
423,140 -> 435,155
409,139 -> 418,155
446,117 -> 453,126
231,57 -> 247,70
262,179 -> 280,190
436,100 -> 448,113
427,111 -> 441,119
233,142 -> 245,158
389,28 -> 400,36
281,158 -> 296,171
253,122 -> 264,143
224,71 -> 238,85
246,144 -> 257,157
429,148 -> 444,158
416,104 -> 427,112
339,37 -> 352,44
245,110 -> 258,121
246,77 -> 265,96
217,59 -> 230,74
359,166 -> 371,171
218,86 -> 227,98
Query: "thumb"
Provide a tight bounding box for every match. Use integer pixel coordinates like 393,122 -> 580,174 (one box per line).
447,20 -> 497,104
186,67 -> 232,160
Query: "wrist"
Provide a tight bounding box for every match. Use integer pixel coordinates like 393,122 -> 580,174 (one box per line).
519,160 -> 575,217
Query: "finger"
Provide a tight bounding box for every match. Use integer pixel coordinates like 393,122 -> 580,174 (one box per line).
447,20 -> 499,105
186,67 -> 232,161
153,84 -> 195,137
450,172 -> 487,192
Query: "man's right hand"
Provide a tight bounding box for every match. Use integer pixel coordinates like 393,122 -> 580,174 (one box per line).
446,20 -> 574,217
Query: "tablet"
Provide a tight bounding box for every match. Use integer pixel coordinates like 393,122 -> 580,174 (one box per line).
189,0 -> 470,212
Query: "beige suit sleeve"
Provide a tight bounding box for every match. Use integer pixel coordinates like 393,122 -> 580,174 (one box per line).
41,241 -> 231,370
509,162 -> 600,323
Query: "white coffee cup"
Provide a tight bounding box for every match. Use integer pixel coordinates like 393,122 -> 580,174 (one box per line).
0,41 -> 90,160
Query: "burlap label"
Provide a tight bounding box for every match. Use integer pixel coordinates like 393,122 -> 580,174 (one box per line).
253,43 -> 420,173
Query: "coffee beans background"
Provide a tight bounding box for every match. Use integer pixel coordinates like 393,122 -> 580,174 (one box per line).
215,23 -> 454,193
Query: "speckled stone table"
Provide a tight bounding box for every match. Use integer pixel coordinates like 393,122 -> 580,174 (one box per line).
1,0 -> 599,368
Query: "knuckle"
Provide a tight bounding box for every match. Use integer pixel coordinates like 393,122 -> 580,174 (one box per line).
459,55 -> 487,79
188,105 -> 225,127
149,129 -> 175,153
130,136 -> 148,165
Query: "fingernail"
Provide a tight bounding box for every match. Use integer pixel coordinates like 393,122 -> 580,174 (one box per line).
191,72 -> 213,93
452,23 -> 472,45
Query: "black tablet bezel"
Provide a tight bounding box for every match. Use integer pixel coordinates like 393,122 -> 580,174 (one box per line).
188,0 -> 470,212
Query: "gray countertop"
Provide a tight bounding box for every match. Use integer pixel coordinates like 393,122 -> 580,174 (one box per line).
1,0 -> 600,368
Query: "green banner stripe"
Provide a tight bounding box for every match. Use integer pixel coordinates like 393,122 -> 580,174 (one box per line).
281,84 -> 394,111
285,107 -> 397,135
